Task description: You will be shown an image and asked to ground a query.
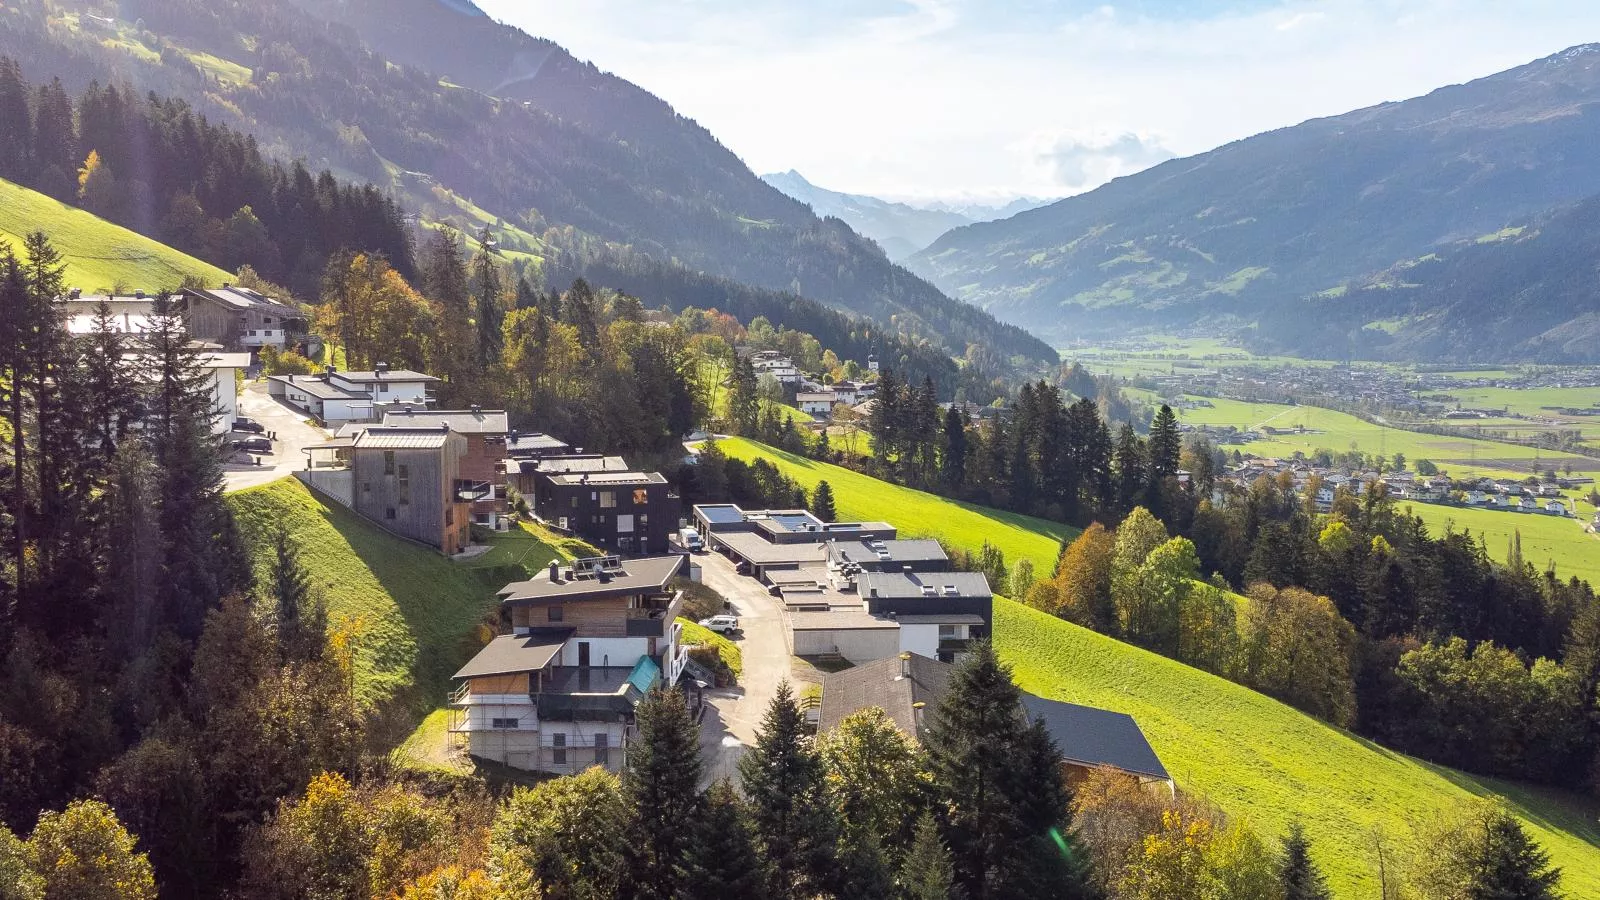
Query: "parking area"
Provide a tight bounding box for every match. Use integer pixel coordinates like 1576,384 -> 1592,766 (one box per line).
222,381 -> 332,492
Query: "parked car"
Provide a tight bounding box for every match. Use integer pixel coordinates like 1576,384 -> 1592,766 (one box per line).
232,416 -> 265,434
734,560 -> 752,576
698,614 -> 740,634
678,527 -> 704,552
233,437 -> 272,454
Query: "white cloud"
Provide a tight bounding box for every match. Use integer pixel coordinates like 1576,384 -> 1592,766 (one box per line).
475,0 -> 1600,201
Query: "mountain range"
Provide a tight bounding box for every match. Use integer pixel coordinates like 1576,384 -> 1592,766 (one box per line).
759,170 -> 1049,260
0,0 -> 1054,367
909,44 -> 1600,362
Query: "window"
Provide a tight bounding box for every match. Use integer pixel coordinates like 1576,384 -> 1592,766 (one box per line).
263,316 -> 274,324
570,496 -> 578,508
491,717 -> 517,729
938,625 -> 958,639
548,605 -> 564,623
379,383 -> 389,393
385,507 -> 396,520
552,733 -> 567,765
362,482 -> 370,494
398,465 -> 411,506
594,732 -> 609,766
248,329 -> 258,336
599,491 -> 617,509
639,514 -> 649,526
632,489 -> 648,505
384,451 -> 395,475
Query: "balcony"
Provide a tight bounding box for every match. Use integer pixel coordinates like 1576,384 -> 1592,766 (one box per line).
625,590 -> 685,638
456,480 -> 494,502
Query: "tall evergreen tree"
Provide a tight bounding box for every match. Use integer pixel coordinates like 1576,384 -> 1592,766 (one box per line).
1278,821 -> 1331,900
811,480 -> 837,523
738,681 -> 838,897
1113,424 -> 1146,517
1466,809 -> 1563,900
1148,405 -> 1181,481
680,779 -> 769,900
81,299 -> 139,462
900,811 -> 964,900
727,356 -> 760,436
942,405 -> 968,490
31,77 -> 76,194
269,527 -> 324,664
470,227 -> 504,371
420,228 -> 474,399
924,642 -> 1093,899
0,57 -> 30,181
621,688 -> 703,900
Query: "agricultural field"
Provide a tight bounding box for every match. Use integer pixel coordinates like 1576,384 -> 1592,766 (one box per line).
0,177 -> 231,291
998,598 -> 1600,899
1403,501 -> 1600,586
1060,336 -> 1341,378
714,437 -> 1075,574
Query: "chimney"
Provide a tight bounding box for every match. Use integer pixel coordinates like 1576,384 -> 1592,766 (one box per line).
135,290 -> 144,299
899,651 -> 912,678
69,288 -> 80,299
548,562 -> 561,583
221,282 -> 230,289
375,361 -> 389,375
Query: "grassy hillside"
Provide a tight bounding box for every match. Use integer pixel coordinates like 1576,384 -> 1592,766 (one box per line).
0,178 -> 230,290
715,437 -> 1075,573
1405,501 -> 1600,586
998,598 -> 1600,898
227,478 -> 582,711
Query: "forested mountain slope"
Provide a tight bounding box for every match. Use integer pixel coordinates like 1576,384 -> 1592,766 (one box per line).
911,44 -> 1600,360
0,0 -> 1053,364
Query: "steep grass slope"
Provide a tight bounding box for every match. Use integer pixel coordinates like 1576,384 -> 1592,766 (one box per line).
227,478 -> 582,712
998,598 -> 1600,898
715,437 -> 1076,573
0,178 -> 230,290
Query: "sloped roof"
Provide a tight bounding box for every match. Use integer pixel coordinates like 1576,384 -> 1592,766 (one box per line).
819,654 -> 951,738
1020,694 -> 1171,781
353,426 -> 453,449
453,629 -> 573,679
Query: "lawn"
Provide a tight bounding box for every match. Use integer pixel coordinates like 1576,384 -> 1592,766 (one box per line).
997,598 -> 1600,899
0,178 -> 230,291
714,437 -> 1075,573
227,478 -> 574,713
1404,501 -> 1600,586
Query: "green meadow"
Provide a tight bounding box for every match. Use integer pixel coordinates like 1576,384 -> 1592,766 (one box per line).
0,177 -> 231,290
998,598 -> 1600,899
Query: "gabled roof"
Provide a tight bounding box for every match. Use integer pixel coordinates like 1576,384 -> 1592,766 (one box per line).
453,628 -> 573,679
818,653 -> 951,738
382,408 -> 509,434
186,285 -> 294,312
1020,694 -> 1171,781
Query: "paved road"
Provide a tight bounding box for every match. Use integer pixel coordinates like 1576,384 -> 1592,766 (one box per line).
696,548 -> 795,783
223,381 -> 331,492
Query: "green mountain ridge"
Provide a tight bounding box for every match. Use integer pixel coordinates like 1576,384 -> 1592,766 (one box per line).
909,43 -> 1600,362
2,0 -> 1054,365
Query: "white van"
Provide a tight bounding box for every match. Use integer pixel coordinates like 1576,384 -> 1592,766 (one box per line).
679,527 -> 705,552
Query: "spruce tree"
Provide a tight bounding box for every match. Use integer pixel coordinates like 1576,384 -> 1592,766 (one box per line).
269,527 -> 325,664
738,680 -> 838,897
680,779 -> 768,900
900,811 -> 963,900
470,227 -> 504,371
621,688 -> 703,900
924,642 -> 1093,899
942,406 -> 968,489
1467,809 -> 1562,900
1148,404 -> 1182,480
0,57 -> 31,181
1279,821 -> 1331,900
811,480 -> 837,523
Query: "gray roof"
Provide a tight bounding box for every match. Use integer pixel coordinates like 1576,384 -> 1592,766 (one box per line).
859,571 -> 992,600
188,286 -> 293,312
454,629 -> 573,679
337,369 -> 439,384
498,556 -> 684,605
718,532 -> 828,566
269,374 -> 369,401
506,433 -> 571,453
893,613 -> 986,625
819,654 -> 952,738
790,608 -> 899,631
383,409 -> 509,434
354,426 -> 454,450
1021,694 -> 1171,781
536,455 -> 630,474
828,539 -> 948,566
547,471 -> 668,487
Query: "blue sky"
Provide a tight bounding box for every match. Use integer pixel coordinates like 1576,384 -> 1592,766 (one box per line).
477,0 -> 1600,203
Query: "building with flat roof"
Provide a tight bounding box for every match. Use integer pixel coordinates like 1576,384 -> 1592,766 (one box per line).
449,555 -> 692,774
533,470 -> 679,555
268,364 -> 439,426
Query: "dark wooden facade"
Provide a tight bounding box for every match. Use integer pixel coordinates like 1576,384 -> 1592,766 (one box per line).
533,473 -> 680,555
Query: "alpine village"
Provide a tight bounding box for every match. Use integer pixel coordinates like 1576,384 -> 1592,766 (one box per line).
4,2 -> 1600,899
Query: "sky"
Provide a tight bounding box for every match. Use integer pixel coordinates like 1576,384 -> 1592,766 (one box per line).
476,0 -> 1600,204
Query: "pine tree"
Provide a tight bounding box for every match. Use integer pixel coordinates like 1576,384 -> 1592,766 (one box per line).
811,480 -> 837,523
680,780 -> 769,900
1113,424 -> 1146,516
728,356 -> 759,436
31,78 -> 76,195
738,681 -> 838,897
0,57 -> 31,181
81,299 -> 139,462
420,228 -> 473,400
1467,809 -> 1562,900
621,688 -> 703,900
899,812 -> 963,900
1148,405 -> 1182,480
942,405 -> 968,489
1278,821 -> 1331,900
269,527 -> 325,664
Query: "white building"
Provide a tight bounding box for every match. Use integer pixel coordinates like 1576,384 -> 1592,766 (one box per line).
796,392 -> 838,416
267,364 -> 439,426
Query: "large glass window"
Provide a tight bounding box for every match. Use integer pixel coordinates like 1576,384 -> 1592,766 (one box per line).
599,491 -> 617,508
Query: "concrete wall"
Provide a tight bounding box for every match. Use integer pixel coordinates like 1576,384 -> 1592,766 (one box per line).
297,470 -> 354,508
899,623 -> 940,660
557,636 -> 650,669
792,628 -> 899,664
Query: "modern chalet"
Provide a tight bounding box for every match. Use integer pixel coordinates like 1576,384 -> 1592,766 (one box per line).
301,424 -> 472,554
382,406 -> 510,529
448,555 -> 692,774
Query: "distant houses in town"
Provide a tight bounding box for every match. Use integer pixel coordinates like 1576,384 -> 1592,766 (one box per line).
448,555 -> 691,774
